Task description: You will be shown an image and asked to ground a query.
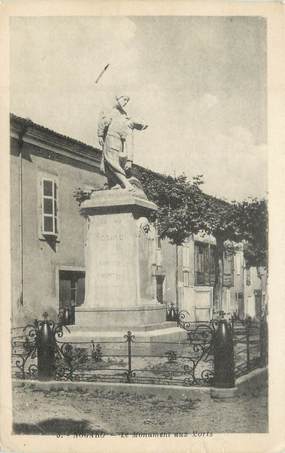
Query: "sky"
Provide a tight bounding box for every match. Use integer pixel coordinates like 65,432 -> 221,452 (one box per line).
10,16 -> 267,201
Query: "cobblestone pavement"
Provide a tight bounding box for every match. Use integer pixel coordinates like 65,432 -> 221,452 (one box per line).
13,381 -> 268,435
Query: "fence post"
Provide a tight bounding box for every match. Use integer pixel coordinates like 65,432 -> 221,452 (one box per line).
260,315 -> 268,367
213,318 -> 235,388
125,331 -> 133,383
36,313 -> 56,380
245,319 -> 251,371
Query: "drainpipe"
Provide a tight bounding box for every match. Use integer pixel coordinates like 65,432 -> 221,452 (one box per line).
17,119 -> 31,307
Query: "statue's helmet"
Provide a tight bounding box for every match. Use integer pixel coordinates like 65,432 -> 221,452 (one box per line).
115,95 -> 130,103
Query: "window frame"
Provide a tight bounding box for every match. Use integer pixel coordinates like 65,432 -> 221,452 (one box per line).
194,241 -> 216,287
223,250 -> 235,288
56,266 -> 86,310
42,178 -> 58,236
183,270 -> 190,287
154,224 -> 162,266
38,172 -> 60,240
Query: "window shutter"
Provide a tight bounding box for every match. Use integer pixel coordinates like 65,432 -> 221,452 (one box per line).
209,245 -> 216,286
223,252 -> 233,287
76,274 -> 85,306
195,242 -> 216,287
41,177 -> 58,236
204,245 -> 209,285
231,253 -> 235,285
183,270 -> 190,287
59,276 -> 71,309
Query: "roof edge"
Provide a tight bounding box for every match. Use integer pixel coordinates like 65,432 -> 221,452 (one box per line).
10,113 -> 101,157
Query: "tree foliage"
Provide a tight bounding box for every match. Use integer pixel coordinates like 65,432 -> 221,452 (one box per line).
74,164 -> 268,269
133,166 -> 236,247
133,165 -> 268,267
133,166 -> 209,244
231,198 -> 268,268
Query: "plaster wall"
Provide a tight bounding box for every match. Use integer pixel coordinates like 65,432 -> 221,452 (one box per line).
11,137 -> 105,325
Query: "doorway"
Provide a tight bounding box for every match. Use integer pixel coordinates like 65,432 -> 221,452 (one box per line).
59,270 -> 85,324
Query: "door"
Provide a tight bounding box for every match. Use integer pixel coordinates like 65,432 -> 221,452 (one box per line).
59,270 -> 85,324
156,275 -> 164,303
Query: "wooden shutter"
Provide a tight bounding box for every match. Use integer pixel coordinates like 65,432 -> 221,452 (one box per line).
209,245 -> 216,286
204,245 -> 210,285
76,273 -> 85,306
59,273 -> 71,309
195,242 -> 206,285
42,178 -> 58,235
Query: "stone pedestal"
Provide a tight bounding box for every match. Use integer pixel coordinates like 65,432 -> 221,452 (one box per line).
75,189 -> 167,331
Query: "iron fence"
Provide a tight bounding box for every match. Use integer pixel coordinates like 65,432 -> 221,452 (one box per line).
11,312 -> 268,388
12,323 -> 38,379
232,318 -> 268,378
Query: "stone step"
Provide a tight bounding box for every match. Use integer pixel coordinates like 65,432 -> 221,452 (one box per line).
67,320 -> 177,335
56,325 -> 189,355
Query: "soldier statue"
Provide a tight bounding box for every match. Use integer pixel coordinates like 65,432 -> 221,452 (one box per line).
97,95 -> 148,191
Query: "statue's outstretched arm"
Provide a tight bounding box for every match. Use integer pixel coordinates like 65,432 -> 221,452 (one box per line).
128,119 -> 148,131
124,120 -> 148,169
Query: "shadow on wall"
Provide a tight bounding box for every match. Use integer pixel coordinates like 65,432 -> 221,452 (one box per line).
13,418 -> 107,435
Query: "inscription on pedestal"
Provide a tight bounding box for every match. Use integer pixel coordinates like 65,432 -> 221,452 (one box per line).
76,191 -> 166,329
84,213 -> 137,309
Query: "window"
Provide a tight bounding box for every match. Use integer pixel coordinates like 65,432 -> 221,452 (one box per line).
59,270 -> 85,307
223,252 -> 234,287
194,242 -> 216,286
155,226 -> 162,266
209,245 -> 216,285
156,275 -> 164,303
195,242 -> 208,285
41,178 -> 58,236
183,270 -> 190,287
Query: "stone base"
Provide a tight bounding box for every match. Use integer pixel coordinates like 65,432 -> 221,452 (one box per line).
64,324 -> 188,356
74,303 -> 167,331
210,387 -> 237,399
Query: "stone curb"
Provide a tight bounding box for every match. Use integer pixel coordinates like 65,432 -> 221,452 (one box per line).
14,379 -> 211,400
210,367 -> 268,399
210,387 -> 238,399
235,366 -> 268,396
13,367 -> 267,400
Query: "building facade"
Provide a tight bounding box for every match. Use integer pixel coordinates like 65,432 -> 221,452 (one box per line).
10,114 -> 265,327
11,115 -> 105,325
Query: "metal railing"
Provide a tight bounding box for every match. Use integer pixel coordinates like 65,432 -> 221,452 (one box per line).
232,317 -> 268,377
11,312 -> 268,388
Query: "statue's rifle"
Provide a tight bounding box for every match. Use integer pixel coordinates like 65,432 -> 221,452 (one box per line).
95,64 -> 110,84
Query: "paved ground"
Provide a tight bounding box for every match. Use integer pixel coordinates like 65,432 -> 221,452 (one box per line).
13,381 -> 268,435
